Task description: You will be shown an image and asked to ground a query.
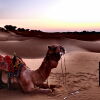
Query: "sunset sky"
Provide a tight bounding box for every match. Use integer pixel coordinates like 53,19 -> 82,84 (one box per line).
0,0 -> 100,32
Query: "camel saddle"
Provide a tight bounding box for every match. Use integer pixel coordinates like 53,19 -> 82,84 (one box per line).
0,55 -> 23,78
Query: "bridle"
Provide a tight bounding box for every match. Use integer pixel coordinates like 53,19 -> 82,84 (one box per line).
46,47 -> 65,62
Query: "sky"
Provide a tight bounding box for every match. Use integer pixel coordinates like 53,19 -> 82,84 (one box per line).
0,0 -> 100,32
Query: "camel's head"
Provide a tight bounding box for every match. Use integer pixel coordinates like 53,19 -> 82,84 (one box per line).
47,45 -> 65,62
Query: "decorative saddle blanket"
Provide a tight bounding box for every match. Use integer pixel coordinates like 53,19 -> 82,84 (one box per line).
0,55 -> 25,77
0,55 -> 12,72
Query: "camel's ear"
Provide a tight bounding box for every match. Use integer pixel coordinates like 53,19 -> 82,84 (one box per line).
48,46 -> 52,49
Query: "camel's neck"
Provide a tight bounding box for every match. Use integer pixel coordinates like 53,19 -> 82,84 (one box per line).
36,56 -> 58,82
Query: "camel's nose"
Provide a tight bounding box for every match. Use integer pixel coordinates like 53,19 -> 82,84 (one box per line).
60,48 -> 65,56
60,52 -> 64,56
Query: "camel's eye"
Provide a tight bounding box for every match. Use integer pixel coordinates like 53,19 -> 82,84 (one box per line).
48,46 -> 52,50
53,47 -> 56,51
48,46 -> 56,51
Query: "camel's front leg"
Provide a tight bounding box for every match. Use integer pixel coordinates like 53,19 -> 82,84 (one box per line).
19,80 -> 35,93
36,83 -> 61,92
18,74 -> 35,92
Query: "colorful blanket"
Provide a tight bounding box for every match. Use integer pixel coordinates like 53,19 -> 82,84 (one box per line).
0,55 -> 12,72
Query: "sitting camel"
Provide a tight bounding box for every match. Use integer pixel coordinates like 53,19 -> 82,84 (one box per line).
18,45 -> 65,92
0,45 -> 65,93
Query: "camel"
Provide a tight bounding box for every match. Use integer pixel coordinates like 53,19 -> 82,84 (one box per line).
0,45 -> 65,92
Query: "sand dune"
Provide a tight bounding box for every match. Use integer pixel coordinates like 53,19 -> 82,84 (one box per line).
1,31 -> 100,58
0,34 -> 100,58
0,31 -> 100,100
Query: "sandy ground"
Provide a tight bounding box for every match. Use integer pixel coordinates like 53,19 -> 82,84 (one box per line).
0,31 -> 100,100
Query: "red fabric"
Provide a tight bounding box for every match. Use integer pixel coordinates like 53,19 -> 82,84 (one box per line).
0,55 -> 25,72
0,55 -> 13,72
0,55 -> 4,62
4,55 -> 12,65
4,55 -> 13,72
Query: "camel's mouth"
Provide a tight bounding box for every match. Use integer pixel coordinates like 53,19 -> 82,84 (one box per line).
47,45 -> 65,59
60,46 -> 65,56
60,52 -> 65,56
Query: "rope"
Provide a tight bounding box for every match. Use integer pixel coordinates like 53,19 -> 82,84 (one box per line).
61,57 -> 65,85
46,78 -> 49,88
61,58 -> 64,75
64,55 -> 67,85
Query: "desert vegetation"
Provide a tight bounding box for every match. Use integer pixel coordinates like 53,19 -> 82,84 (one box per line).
0,25 -> 100,41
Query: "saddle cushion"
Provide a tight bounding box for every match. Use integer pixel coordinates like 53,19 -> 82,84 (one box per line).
0,55 -> 12,71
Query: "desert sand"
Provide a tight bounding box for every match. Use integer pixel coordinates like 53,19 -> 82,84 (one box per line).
0,31 -> 100,100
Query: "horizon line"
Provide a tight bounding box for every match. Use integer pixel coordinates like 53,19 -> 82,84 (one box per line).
1,25 -> 100,33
